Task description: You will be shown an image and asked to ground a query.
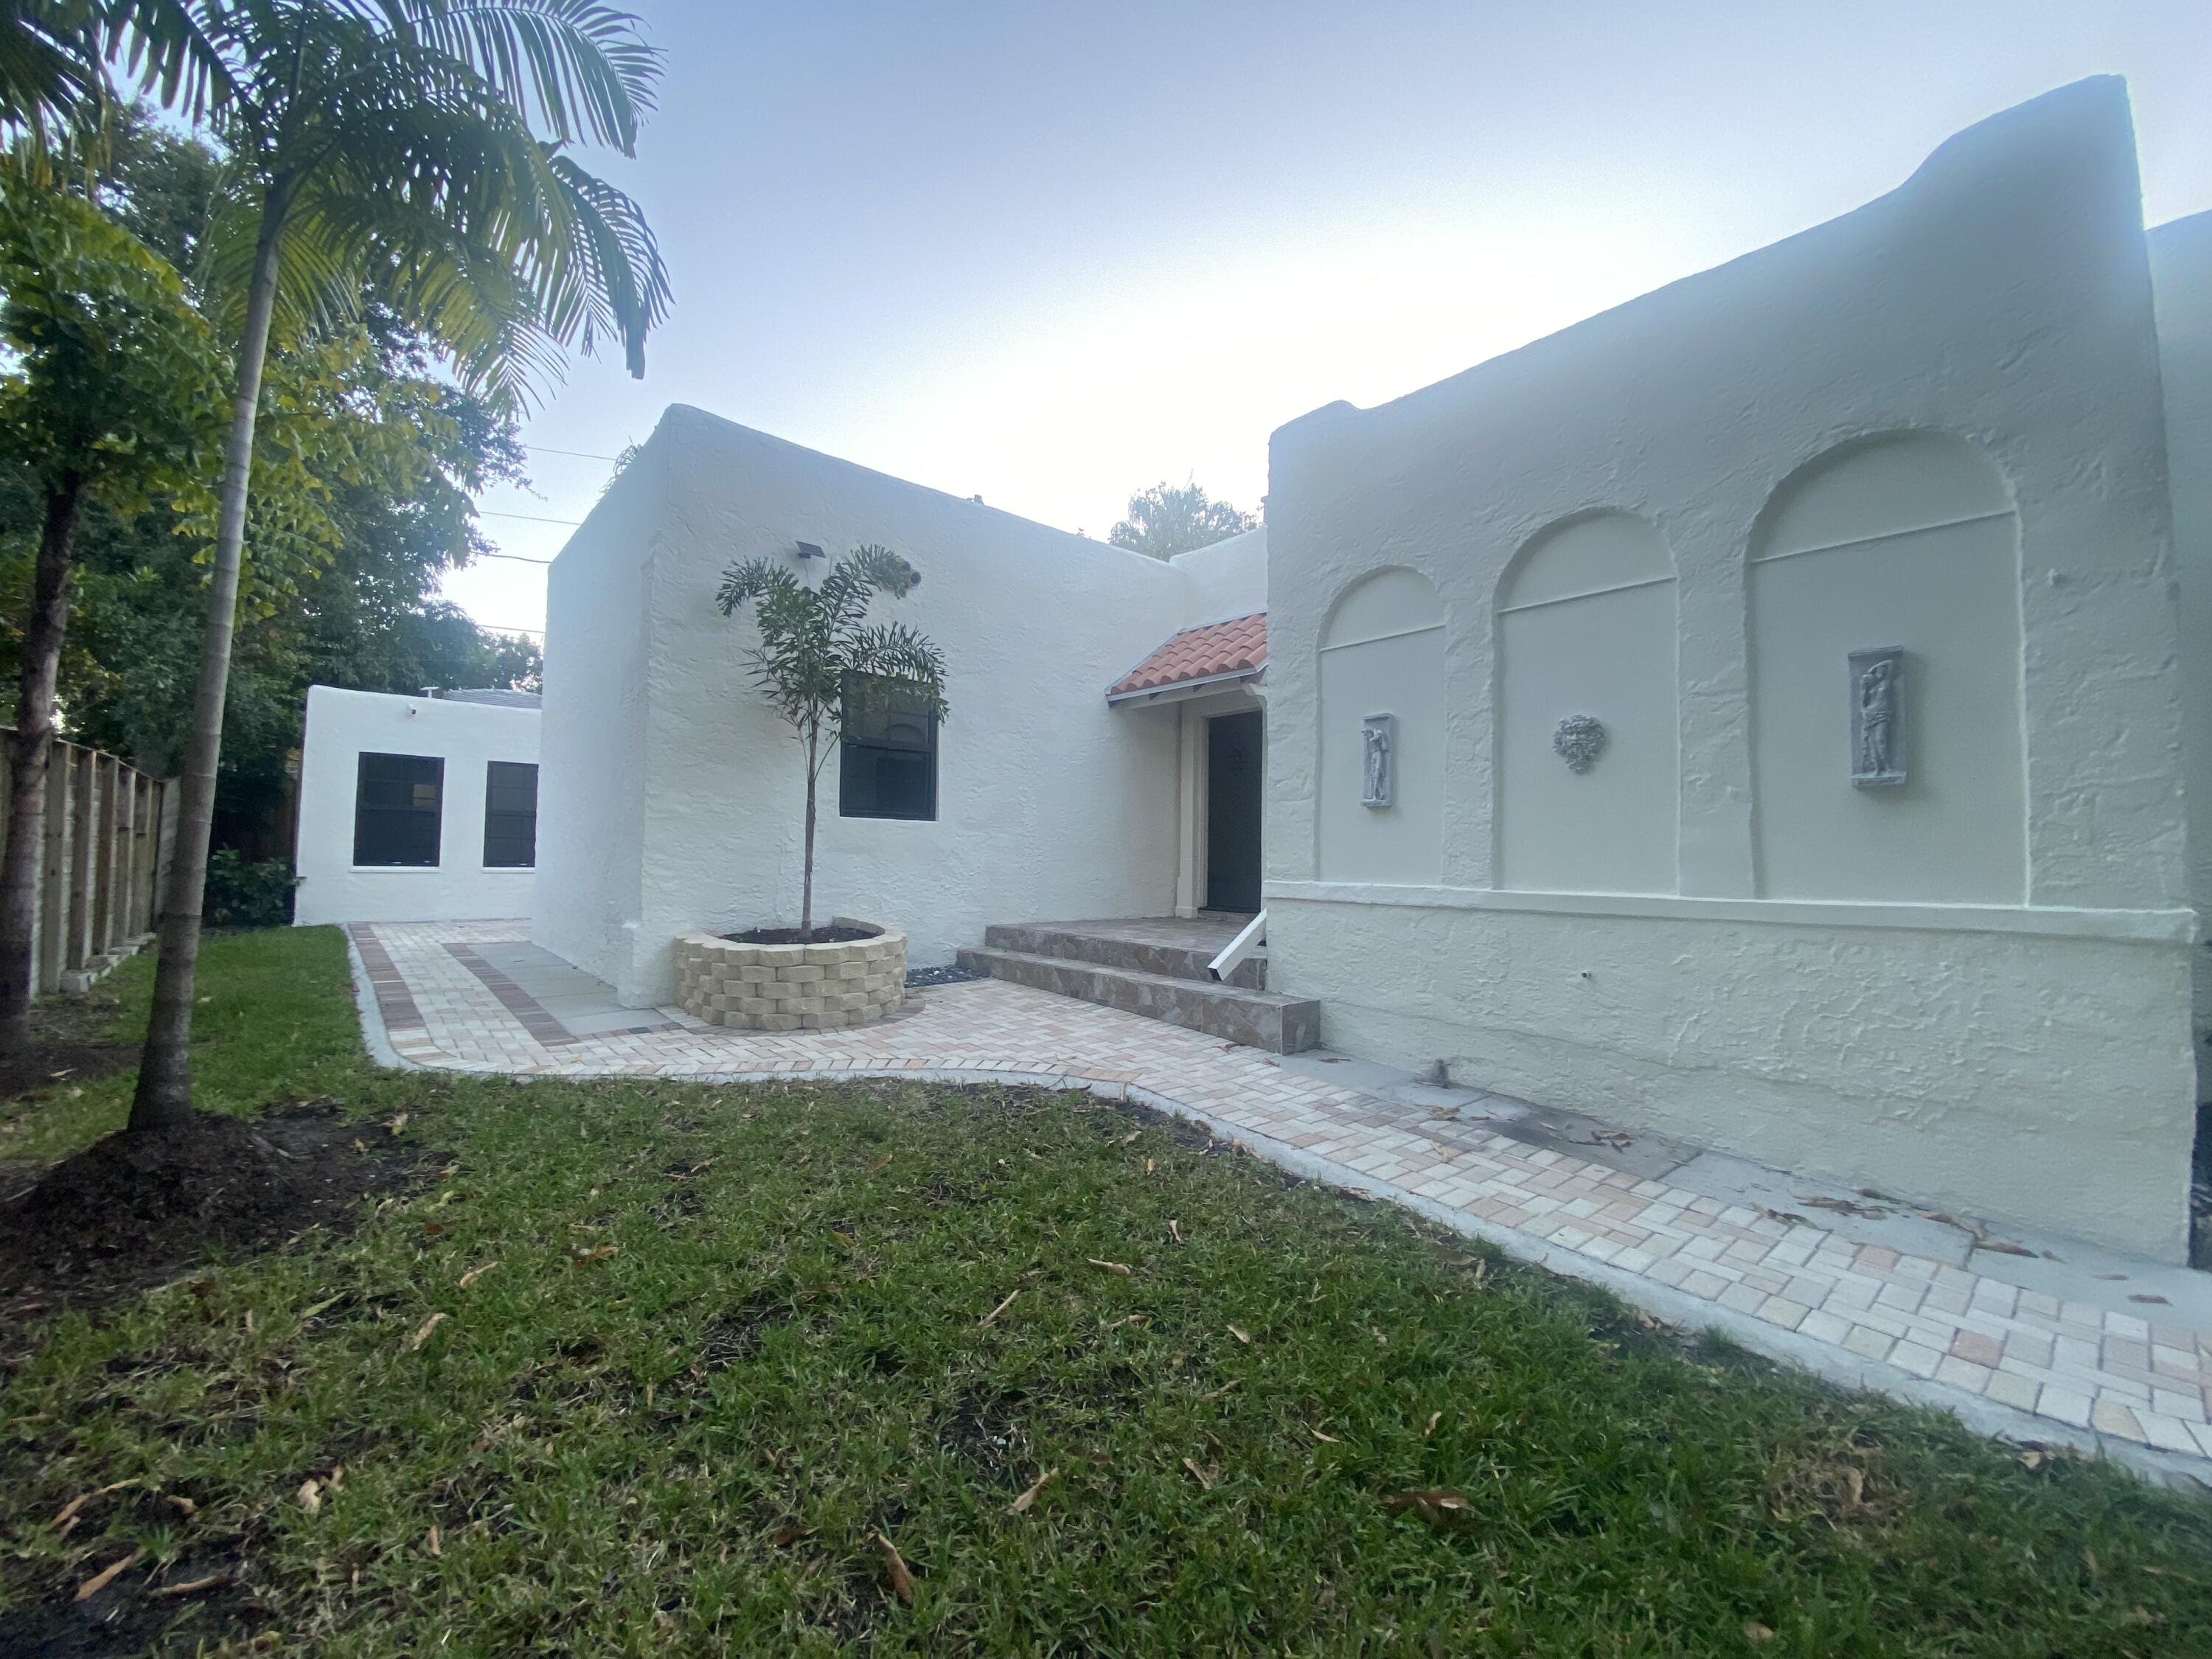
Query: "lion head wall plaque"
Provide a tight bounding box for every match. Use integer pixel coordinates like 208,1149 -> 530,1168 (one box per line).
1551,714 -> 1607,775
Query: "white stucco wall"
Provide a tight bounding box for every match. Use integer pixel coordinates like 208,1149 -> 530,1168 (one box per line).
1262,78 -> 2197,1259
2149,210 -> 2212,1080
1171,526 -> 1267,626
533,442 -> 658,987
541,406 -> 1203,1005
293,686 -> 540,925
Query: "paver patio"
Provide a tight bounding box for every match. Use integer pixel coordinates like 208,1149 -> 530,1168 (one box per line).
348,919 -> 2212,1488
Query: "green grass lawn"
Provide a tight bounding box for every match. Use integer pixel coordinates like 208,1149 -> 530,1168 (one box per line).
3,928 -> 2210,1656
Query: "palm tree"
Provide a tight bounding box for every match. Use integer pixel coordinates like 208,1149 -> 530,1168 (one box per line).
128,0 -> 671,1130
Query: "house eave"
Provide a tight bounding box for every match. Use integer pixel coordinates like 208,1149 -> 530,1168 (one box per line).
1105,664 -> 1267,708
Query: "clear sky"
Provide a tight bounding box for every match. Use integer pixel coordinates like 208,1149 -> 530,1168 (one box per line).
440,0 -> 2212,641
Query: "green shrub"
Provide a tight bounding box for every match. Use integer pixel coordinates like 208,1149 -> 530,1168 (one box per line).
201,849 -> 296,929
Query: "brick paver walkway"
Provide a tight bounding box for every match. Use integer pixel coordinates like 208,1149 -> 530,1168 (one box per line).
350,920 -> 2212,1484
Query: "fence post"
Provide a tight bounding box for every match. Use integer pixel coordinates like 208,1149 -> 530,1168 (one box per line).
133,773 -> 156,938
66,746 -> 95,973
93,751 -> 119,957
37,744 -> 69,994
153,778 -> 178,929
117,765 -> 139,940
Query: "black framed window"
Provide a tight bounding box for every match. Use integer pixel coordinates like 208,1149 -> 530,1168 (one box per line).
839,676 -> 938,821
483,760 -> 538,868
354,752 -> 443,866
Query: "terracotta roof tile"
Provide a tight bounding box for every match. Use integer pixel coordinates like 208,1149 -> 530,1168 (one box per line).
1107,611 -> 1267,700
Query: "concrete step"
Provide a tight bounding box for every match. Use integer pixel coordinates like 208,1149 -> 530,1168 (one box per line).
956,945 -> 1318,1054
981,922 -> 1267,990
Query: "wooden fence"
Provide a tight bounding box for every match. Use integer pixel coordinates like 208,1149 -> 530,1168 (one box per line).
0,734 -> 178,996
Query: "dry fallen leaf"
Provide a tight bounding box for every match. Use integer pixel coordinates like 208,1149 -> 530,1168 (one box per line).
1009,1467 -> 1057,1514
1309,1427 -> 1341,1444
389,1113 -> 408,1135
1745,1623 -> 1776,1644
1118,1130 -> 1141,1146
1381,1489 -> 1472,1526
164,1493 -> 198,1518
1226,1325 -> 1251,1345
769,1524 -> 810,1547
458,1261 -> 500,1290
297,1479 -> 322,1514
1144,1158 -> 1155,1175
151,1573 -> 229,1599
74,1549 -> 142,1604
980,1289 -> 1020,1328
1088,1258 -> 1132,1276
866,1152 -> 892,1174
1423,1411 -> 1442,1438
1181,1456 -> 1215,1491
426,1525 -> 442,1557
1168,1220 -> 1184,1245
1200,1379 -> 1241,1402
873,1532 -> 915,1605
50,1481 -> 134,1531
406,1312 -> 450,1352
1102,1313 -> 1150,1331
568,1245 -> 619,1267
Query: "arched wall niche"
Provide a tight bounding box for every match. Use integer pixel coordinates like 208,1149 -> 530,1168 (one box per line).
1495,510 -> 1679,894
1747,431 -> 2025,902
1316,567 -> 1444,884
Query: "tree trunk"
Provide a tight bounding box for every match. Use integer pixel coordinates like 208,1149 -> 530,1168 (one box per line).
800,726 -> 818,944
0,481 -> 83,1056
129,189 -> 288,1131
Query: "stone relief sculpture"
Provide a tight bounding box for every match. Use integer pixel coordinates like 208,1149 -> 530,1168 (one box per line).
1360,713 -> 1394,807
1551,713 -> 1605,774
1848,647 -> 1906,787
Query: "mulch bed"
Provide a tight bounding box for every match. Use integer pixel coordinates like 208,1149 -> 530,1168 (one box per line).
724,925 -> 879,945
0,1102 -> 420,1330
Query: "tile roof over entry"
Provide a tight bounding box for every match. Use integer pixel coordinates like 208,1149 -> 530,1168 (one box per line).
1107,611 -> 1267,703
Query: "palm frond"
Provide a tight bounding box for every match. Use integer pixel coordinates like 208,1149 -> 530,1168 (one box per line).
353,0 -> 659,153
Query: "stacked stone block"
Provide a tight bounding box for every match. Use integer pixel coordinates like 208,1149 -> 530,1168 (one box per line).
674,927 -> 907,1031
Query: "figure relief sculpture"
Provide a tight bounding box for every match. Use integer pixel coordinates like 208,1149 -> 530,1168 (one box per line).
1360,714 -> 1394,807
1848,647 -> 1906,787
1551,713 -> 1606,774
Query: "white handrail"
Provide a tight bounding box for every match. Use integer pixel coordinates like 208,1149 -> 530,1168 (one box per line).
1207,909 -> 1267,982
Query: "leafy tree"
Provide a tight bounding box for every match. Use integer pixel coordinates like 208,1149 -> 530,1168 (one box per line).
128,0 -> 672,1131
0,160 -> 229,1055
1108,480 -> 1255,560
716,546 -> 947,942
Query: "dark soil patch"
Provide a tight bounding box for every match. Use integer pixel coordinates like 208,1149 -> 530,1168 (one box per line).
0,1102 -> 420,1326
723,925 -> 879,946
0,995 -> 135,1113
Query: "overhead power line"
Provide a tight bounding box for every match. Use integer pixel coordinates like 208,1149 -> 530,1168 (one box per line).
524,444 -> 621,462
481,509 -> 581,526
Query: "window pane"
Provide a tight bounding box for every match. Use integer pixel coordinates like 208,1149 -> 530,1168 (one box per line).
483,760 -> 538,868
354,752 -> 443,866
840,675 -> 939,820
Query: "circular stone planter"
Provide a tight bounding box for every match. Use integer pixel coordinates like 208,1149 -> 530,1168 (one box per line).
674,924 -> 906,1032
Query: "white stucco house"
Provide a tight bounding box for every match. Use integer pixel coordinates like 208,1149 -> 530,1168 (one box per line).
293,685 -> 541,926
500,77 -> 2212,1262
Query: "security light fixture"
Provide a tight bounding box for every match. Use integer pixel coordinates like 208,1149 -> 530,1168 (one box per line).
796,540 -> 824,560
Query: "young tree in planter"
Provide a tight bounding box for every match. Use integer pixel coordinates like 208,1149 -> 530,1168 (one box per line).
715,545 -> 947,943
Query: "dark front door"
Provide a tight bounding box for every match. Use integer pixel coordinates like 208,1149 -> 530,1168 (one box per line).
1206,710 -> 1263,913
